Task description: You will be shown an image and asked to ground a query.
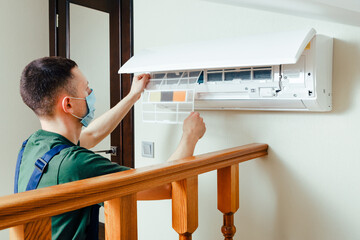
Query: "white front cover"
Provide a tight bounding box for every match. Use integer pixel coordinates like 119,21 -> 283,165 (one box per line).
118,28 -> 316,74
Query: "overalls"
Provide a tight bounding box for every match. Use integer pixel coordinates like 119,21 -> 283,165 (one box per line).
14,139 -> 100,240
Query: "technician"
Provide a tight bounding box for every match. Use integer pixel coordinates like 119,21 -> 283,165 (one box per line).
16,56 -> 206,240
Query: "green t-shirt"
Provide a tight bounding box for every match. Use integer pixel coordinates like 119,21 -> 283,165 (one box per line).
17,130 -> 130,240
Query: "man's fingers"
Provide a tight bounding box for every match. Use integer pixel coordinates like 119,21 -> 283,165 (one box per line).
190,111 -> 197,117
136,73 -> 145,79
135,73 -> 151,80
142,73 -> 151,80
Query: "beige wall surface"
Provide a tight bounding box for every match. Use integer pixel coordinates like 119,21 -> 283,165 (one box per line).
0,0 -> 48,238
134,0 -> 360,239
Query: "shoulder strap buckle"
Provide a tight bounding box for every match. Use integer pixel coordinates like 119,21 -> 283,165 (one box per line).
35,158 -> 48,172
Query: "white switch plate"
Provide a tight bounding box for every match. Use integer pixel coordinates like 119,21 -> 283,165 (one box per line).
141,141 -> 154,158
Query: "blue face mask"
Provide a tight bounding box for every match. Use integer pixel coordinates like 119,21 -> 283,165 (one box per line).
67,90 -> 96,127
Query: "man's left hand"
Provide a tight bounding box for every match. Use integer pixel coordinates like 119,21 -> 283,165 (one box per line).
129,73 -> 151,100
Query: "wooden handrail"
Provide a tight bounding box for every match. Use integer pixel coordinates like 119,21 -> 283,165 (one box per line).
0,143 -> 268,239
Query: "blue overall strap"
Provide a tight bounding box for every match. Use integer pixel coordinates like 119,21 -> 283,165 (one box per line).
14,139 -> 29,193
26,144 -> 71,191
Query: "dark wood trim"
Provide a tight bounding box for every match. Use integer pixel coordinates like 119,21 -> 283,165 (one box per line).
69,0 -> 111,13
49,0 -> 57,56
119,0 -> 134,168
109,0 -> 134,167
57,0 -> 70,58
99,222 -> 105,240
109,0 -> 122,165
49,0 -> 135,167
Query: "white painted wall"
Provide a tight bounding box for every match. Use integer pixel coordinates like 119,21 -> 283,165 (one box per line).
203,0 -> 360,27
134,0 -> 360,239
0,0 -> 48,238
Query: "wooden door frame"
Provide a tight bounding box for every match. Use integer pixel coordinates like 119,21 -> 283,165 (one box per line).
49,0 -> 135,168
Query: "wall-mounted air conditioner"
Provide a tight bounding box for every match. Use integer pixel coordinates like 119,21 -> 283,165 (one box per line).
119,28 -> 333,123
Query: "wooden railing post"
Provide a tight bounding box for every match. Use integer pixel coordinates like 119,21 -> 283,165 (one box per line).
104,194 -> 137,240
9,217 -> 51,240
217,164 -> 239,240
172,176 -> 198,240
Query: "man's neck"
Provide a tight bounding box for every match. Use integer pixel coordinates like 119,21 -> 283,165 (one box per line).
39,117 -> 82,145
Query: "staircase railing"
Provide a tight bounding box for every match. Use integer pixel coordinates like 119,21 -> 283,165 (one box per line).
0,143 -> 268,240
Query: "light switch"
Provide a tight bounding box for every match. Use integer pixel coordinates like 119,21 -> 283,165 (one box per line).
141,141 -> 154,158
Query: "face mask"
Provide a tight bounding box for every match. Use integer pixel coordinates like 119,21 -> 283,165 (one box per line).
65,89 -> 96,127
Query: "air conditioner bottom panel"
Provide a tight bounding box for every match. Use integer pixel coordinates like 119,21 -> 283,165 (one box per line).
195,99 -> 308,111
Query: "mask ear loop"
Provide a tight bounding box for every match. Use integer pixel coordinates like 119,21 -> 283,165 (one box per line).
62,96 -> 83,119
62,96 -> 69,113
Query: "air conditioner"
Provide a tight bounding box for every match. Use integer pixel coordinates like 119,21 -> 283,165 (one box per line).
119,28 -> 333,123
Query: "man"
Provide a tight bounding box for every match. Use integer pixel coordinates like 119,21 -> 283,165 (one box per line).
16,57 -> 206,239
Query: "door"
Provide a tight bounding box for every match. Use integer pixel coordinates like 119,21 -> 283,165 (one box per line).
49,0 -> 135,167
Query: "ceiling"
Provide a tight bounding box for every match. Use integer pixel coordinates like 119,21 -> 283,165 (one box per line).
202,0 -> 360,27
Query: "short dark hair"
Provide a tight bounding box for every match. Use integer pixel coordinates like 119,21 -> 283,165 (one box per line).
20,57 -> 78,117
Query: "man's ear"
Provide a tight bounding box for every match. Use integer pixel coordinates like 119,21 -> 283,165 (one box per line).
62,97 -> 72,113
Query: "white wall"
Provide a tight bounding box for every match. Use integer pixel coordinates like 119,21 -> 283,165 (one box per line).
134,0 -> 360,239
0,0 -> 48,238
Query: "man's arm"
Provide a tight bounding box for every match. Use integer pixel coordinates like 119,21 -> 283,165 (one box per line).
136,112 -> 206,200
79,74 -> 150,149
168,112 -> 206,161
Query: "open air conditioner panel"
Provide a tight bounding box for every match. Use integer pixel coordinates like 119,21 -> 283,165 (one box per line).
119,28 -> 316,74
118,28 -> 332,123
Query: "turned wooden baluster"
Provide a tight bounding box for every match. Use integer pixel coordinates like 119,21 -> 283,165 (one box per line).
172,176 -> 198,240
10,217 -> 51,240
217,164 -> 239,240
105,194 -> 137,240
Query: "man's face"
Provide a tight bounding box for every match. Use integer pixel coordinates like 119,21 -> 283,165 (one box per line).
69,67 -> 91,118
